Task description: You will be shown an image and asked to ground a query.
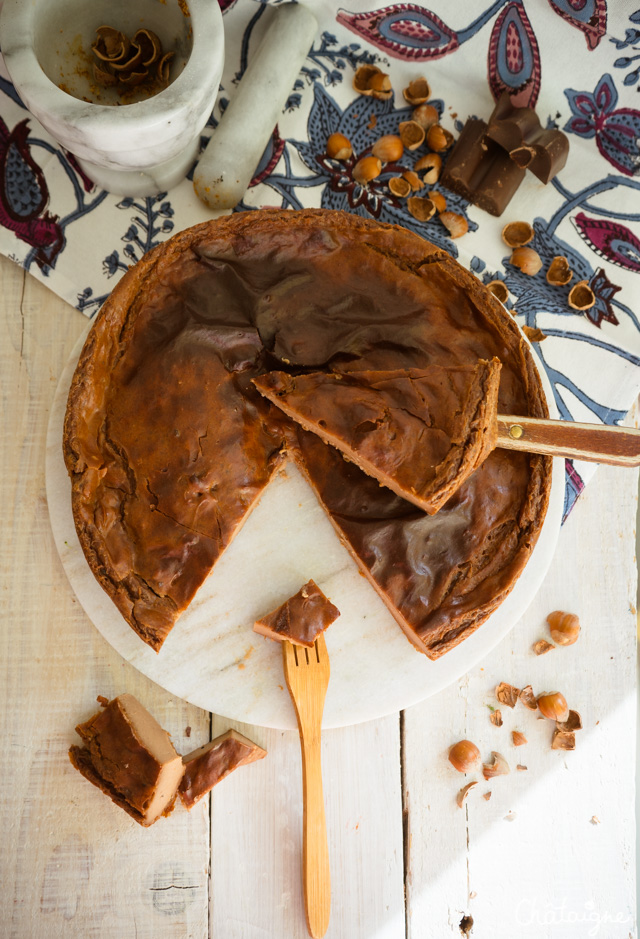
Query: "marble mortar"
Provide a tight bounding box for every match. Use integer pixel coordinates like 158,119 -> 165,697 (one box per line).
0,0 -> 224,195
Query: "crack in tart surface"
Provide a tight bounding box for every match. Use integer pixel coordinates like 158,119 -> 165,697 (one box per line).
63,209 -> 551,657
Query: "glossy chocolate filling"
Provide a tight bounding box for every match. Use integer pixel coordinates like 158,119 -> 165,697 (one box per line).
64,210 -> 549,657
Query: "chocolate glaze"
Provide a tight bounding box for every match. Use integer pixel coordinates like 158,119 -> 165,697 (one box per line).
253,361 -> 501,515
64,209 -> 550,658
254,579 -> 340,647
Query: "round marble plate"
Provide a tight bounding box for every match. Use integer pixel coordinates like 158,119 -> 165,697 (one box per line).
47,326 -> 564,730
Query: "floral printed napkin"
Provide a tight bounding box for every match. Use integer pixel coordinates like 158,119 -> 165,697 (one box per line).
1,0 -> 639,517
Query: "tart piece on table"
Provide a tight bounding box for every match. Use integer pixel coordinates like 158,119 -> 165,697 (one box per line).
179,729 -> 267,810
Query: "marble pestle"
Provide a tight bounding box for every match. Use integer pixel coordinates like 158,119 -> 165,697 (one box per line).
193,3 -> 317,210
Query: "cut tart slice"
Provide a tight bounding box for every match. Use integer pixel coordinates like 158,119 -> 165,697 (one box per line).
179,729 -> 267,809
254,579 -> 340,647
253,361 -> 501,514
68,693 -> 184,826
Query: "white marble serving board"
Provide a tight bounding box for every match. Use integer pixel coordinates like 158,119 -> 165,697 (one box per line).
46,327 -> 564,729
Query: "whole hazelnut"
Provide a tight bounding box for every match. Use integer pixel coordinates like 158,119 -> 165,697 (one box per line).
547,611 -> 581,646
448,739 -> 481,773
510,246 -> 543,276
326,133 -> 352,161
537,692 -> 570,722
352,155 -> 382,185
412,103 -> 439,130
372,134 -> 404,163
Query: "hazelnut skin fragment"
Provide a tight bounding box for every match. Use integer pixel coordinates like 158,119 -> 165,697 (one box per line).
402,170 -> 423,192
389,176 -> 412,198
510,247 -> 542,276
403,77 -> 430,106
427,191 -> 446,213
522,326 -> 547,343
556,709 -> 582,732
486,280 -> 509,304
440,212 -> 468,239
519,685 -> 537,710
482,751 -> 510,779
512,731 -> 527,746
546,256 -> 573,286
456,780 -> 477,808
502,221 -> 534,248
414,153 -> 441,183
496,682 -> 520,708
551,729 -> 576,750
398,121 -> 425,150
353,65 -> 392,100
568,281 -> 596,310
532,638 -> 554,655
407,197 -> 436,222
489,709 -> 503,727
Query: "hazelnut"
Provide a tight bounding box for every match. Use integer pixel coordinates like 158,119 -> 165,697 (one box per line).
568,280 -> 596,310
403,77 -> 430,106
399,120 -> 425,150
402,170 -> 423,191
486,280 -> 509,304
372,134 -> 404,162
412,103 -> 439,130
448,739 -> 481,773
326,132 -> 352,161
537,692 -> 569,722
388,176 -> 412,198
522,326 -> 547,343
440,212 -> 468,238
489,708 -> 503,727
426,124 -> 454,151
502,221 -> 534,248
512,731 -> 527,747
547,610 -> 581,645
427,191 -> 446,213
482,751 -> 510,779
496,682 -> 520,708
369,70 -> 393,99
407,196 -> 436,222
352,156 -> 382,185
510,246 -> 542,276
414,153 -> 441,183
456,780 -> 477,808
546,255 -> 573,286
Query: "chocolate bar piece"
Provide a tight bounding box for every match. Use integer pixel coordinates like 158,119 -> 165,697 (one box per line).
179,729 -> 267,809
440,118 -> 525,217
253,579 -> 340,648
441,94 -> 569,216
485,92 -> 569,184
69,693 -> 184,826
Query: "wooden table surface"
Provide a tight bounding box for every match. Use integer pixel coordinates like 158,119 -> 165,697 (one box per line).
1,252 -> 637,939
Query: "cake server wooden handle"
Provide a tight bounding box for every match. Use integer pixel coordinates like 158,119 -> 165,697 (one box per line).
497,414 -> 640,465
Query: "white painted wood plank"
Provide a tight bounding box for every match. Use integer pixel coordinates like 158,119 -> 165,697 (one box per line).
209,714 -> 406,939
404,455 -> 637,939
0,256 -> 210,939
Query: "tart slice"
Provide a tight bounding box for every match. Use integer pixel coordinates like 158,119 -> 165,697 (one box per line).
253,361 -> 501,514
254,580 -> 340,647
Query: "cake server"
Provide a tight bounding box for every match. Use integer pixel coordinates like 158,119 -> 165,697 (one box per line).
193,3 -> 317,210
283,635 -> 331,939
496,414 -> 640,464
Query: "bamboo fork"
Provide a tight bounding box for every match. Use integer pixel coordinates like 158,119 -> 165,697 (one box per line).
283,635 -> 331,939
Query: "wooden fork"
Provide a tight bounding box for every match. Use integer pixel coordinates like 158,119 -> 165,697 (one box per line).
282,635 -> 331,939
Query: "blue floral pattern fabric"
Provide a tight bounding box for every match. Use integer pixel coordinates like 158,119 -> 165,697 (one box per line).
1,0 -> 639,520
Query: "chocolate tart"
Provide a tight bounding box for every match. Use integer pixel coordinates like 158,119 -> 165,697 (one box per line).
63,209 -> 550,658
